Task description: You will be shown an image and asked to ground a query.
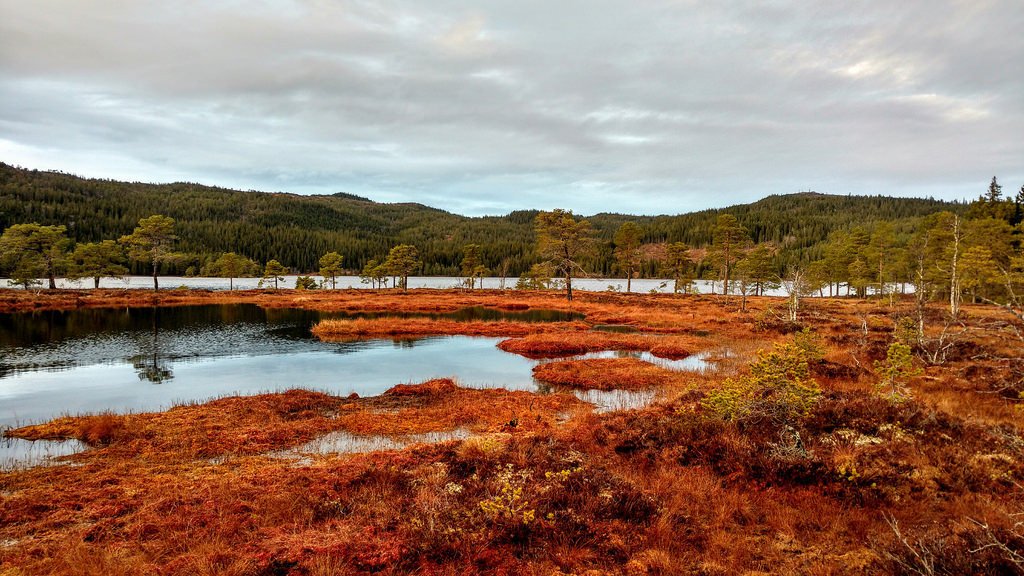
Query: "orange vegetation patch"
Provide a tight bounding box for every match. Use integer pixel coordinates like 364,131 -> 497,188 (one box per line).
8,380 -> 585,460
497,331 -> 697,359
10,389 -> 349,458
3,290 -> 1024,574
533,358 -> 683,391
311,317 -> 588,339
337,379 -> 585,436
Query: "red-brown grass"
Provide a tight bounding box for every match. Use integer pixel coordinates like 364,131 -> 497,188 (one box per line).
311,317 -> 588,339
498,331 -> 697,359
2,289 -> 1022,575
533,358 -> 683,390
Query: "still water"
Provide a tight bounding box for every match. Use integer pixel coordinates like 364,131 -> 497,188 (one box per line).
0,304 -> 707,467
0,304 -> 587,428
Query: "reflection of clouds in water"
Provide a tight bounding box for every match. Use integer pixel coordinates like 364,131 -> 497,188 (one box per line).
572,389 -> 658,413
537,350 -> 713,373
0,436 -> 88,471
275,428 -> 473,458
0,333 -> 540,430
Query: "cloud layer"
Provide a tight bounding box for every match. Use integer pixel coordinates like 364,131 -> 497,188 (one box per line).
2,0 -> 1022,215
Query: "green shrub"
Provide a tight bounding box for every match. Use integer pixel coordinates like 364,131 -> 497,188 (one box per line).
703,340 -> 821,424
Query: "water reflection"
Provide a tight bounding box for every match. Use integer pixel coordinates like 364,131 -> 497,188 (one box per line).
0,436 -> 88,470
274,427 -> 473,459
129,308 -> 173,383
0,311 -> 541,429
553,350 -> 712,372
0,303 -> 710,468
572,389 -> 658,413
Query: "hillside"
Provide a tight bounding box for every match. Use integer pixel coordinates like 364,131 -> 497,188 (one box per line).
0,163 -> 963,275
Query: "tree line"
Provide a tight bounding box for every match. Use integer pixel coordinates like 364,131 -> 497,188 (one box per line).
524,177 -> 1024,318
1,162 -> 967,277
2,161 -> 1020,309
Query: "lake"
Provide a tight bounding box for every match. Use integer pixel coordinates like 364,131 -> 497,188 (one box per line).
0,304 -> 709,467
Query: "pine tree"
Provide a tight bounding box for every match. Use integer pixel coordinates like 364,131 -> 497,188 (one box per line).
262,259 -> 287,289
613,222 -> 643,293
209,252 -> 257,290
384,244 -> 421,291
69,240 -> 128,288
535,209 -> 595,301
0,223 -> 70,289
460,244 -> 489,289
736,243 -> 778,296
661,242 -> 695,294
709,214 -> 748,297
119,215 -> 177,291
318,251 -> 344,289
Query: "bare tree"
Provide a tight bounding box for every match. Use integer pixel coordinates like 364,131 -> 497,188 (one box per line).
780,265 -> 811,322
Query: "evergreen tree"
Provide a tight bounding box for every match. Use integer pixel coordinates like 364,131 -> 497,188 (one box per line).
967,176 -> 1014,222
661,242 -> 695,294
460,244 -> 489,289
69,240 -> 128,288
736,243 -> 778,296
119,215 -> 177,291
0,223 -> 69,289
516,263 -> 554,290
847,258 -> 872,298
535,209 -> 596,301
384,244 -> 421,291
262,259 -> 287,289
959,245 -> 995,303
208,252 -> 258,290
866,222 -> 896,300
612,222 -> 643,293
318,251 -> 344,289
360,258 -> 389,289
709,214 -> 748,297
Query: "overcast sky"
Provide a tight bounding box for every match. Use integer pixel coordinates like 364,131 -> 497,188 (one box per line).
1,1 -> 1022,216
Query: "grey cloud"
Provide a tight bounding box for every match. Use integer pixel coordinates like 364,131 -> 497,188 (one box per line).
1,0 -> 1022,216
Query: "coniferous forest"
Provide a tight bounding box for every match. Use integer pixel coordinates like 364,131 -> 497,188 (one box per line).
0,162 -> 975,279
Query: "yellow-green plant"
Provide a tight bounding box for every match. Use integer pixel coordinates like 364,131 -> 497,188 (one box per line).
703,341 -> 821,424
874,342 -> 922,403
479,465 -> 535,525
793,327 -> 825,363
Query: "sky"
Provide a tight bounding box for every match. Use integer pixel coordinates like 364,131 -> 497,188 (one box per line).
1,1 -> 1022,217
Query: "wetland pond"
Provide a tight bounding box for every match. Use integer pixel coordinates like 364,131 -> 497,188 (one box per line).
0,304 -> 708,467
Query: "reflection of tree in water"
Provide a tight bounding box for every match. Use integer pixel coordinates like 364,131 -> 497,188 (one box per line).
130,308 -> 173,383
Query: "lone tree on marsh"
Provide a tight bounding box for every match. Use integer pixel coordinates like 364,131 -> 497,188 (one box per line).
262,259 -> 287,289
209,252 -> 258,290
384,244 -> 421,291
613,222 -> 643,293
460,244 -> 489,289
709,213 -> 748,298
119,215 -> 177,291
535,209 -> 595,301
318,251 -> 344,289
0,223 -> 70,289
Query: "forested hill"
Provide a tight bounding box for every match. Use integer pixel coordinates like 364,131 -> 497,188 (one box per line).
0,162 -> 963,275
